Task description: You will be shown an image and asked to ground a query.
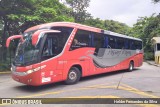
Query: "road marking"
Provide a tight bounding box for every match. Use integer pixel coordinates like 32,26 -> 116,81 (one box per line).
15,82 -> 159,98
68,95 -> 119,98
0,83 -> 159,107
0,71 -> 10,74
120,83 -> 159,98
84,82 -> 115,87
87,85 -> 117,89
18,91 -> 63,98
14,83 -> 159,103
84,83 -> 160,98
16,87 -> 91,98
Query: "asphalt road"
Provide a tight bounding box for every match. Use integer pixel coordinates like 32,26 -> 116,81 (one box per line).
0,62 -> 160,107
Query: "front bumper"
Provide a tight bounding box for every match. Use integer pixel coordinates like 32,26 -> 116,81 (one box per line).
11,67 -> 40,86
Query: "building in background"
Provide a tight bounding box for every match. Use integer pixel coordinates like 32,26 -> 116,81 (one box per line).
152,37 -> 160,64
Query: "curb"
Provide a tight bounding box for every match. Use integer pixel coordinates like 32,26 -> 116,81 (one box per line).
0,71 -> 11,74
146,61 -> 160,67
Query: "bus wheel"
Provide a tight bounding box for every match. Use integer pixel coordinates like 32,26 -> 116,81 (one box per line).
128,61 -> 134,72
65,67 -> 81,85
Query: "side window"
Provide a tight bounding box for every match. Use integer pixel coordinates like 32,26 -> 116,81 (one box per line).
70,30 -> 92,50
130,40 -> 142,50
41,32 -> 70,61
104,35 -> 109,48
41,27 -> 73,61
93,33 -> 105,48
139,41 -> 142,49
108,36 -> 116,49
135,41 -> 142,50
130,40 -> 136,50
116,37 -> 125,49
42,35 -> 55,60
124,39 -> 129,49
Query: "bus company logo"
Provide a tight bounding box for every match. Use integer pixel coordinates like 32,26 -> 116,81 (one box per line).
2,99 -> 12,104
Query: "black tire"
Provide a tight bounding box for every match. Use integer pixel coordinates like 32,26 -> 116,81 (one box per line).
127,61 -> 134,72
65,67 -> 81,85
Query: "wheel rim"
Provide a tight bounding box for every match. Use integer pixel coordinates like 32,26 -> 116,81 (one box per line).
130,63 -> 133,71
69,71 -> 77,80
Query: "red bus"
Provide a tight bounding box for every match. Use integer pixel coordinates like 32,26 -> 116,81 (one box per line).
6,22 -> 143,86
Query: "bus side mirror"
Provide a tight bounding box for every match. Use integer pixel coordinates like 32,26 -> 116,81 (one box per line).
6,35 -> 23,48
32,30 -> 61,46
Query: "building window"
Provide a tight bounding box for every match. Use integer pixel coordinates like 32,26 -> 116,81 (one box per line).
157,44 -> 160,51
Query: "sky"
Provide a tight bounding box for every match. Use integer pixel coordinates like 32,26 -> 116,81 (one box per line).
87,0 -> 160,27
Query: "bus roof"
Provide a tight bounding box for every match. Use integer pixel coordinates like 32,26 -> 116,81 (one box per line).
25,22 -> 142,41
24,22 -> 101,33
102,30 -> 142,41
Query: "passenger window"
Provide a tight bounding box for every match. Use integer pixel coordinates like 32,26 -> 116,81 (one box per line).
124,39 -> 129,49
104,35 -> 109,48
130,40 -> 136,50
116,37 -> 125,49
93,33 -> 105,48
70,30 -> 92,50
108,36 -> 116,49
135,41 -> 142,50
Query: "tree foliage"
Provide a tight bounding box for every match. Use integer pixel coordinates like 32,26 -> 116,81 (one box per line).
0,0 -> 132,64
0,0 -> 159,70
131,14 -> 160,60
84,17 -> 131,35
65,0 -> 91,23
0,0 -> 35,61
0,0 -> 74,62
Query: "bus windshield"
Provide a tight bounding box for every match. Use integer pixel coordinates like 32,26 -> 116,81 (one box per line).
13,27 -> 73,66
14,31 -> 40,66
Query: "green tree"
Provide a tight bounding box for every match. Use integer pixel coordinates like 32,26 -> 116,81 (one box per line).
8,0 -> 74,32
65,0 -> 91,23
0,0 -> 35,61
131,14 -> 160,60
0,0 -> 74,62
84,17 -> 130,35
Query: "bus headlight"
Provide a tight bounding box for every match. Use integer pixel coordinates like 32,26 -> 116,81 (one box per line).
26,67 -> 41,74
26,70 -> 33,74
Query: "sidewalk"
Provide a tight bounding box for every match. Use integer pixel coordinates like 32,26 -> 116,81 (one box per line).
146,60 -> 160,67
